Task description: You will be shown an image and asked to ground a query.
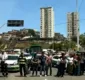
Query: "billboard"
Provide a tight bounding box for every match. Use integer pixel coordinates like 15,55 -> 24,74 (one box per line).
7,20 -> 24,27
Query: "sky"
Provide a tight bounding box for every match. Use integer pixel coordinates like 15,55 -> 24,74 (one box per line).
0,0 -> 85,37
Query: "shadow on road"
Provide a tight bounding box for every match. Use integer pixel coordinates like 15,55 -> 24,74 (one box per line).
15,75 -> 25,77
8,71 -> 19,73
30,75 -> 40,77
0,75 -> 3,77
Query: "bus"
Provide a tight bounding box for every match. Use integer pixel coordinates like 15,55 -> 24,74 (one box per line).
26,45 -> 42,54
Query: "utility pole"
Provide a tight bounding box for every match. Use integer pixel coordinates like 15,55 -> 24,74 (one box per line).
76,0 -> 80,51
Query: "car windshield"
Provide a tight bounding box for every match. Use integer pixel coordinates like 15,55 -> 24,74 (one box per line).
7,56 -> 18,60
24,54 -> 30,57
53,56 -> 60,59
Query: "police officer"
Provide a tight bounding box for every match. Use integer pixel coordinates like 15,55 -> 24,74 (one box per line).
18,52 -> 27,77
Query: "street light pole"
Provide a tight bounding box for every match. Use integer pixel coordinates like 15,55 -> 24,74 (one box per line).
76,0 -> 79,51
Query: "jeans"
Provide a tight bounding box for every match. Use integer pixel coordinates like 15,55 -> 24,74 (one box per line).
32,65 -> 38,75
19,64 -> 26,76
46,64 -> 52,75
40,65 -> 46,75
57,63 -> 65,77
1,61 -> 8,76
80,63 -> 84,75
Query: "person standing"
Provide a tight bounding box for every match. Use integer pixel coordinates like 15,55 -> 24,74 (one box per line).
80,53 -> 84,75
55,56 -> 61,77
66,54 -> 74,75
31,54 -> 39,76
0,50 -> 8,77
18,52 -> 27,77
39,52 -> 46,76
77,54 -> 81,76
45,53 -> 52,76
57,53 -> 66,77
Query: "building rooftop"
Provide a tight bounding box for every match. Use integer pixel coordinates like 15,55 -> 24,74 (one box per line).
40,7 -> 52,9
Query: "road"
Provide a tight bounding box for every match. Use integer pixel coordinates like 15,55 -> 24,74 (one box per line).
0,68 -> 85,80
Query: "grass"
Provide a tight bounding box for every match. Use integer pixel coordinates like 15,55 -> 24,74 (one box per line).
0,41 -> 50,50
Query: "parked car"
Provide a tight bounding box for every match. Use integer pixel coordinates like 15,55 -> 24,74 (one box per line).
5,54 -> 19,71
24,53 -> 32,65
24,53 -> 32,60
52,55 -> 61,67
13,49 -> 21,54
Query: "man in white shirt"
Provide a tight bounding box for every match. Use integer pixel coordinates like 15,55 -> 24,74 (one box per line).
0,50 -> 8,77
0,51 -> 8,61
66,56 -> 74,75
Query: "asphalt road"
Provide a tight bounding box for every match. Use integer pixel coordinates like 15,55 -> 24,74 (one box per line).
0,68 -> 85,80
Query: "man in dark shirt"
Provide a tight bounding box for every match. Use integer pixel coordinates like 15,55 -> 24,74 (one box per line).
39,52 -> 46,76
31,54 -> 39,76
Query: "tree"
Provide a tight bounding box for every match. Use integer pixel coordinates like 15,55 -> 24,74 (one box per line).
80,34 -> 85,48
49,43 -> 63,51
71,36 -> 77,43
0,39 -> 2,45
62,40 -> 69,51
54,33 -> 66,41
16,31 -> 21,37
61,40 -> 76,51
70,41 -> 76,49
28,29 -> 36,37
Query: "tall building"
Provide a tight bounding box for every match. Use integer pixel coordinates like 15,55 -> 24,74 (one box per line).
40,7 -> 54,38
67,12 -> 79,41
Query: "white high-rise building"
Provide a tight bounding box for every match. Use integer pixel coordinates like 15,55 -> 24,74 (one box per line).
40,7 -> 54,38
67,12 -> 79,41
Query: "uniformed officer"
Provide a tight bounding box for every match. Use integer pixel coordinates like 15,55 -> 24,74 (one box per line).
18,52 -> 27,77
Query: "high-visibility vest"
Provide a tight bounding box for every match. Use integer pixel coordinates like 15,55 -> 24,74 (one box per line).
18,57 -> 26,64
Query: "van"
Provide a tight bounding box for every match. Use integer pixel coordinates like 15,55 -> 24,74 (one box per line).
14,49 -> 21,54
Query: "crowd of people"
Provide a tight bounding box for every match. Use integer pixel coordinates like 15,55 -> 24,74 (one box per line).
56,52 -> 85,77
31,52 -> 52,77
18,51 -> 85,77
0,50 -> 85,78
66,53 -> 85,76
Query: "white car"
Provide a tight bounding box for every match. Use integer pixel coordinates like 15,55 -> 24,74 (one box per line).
24,53 -> 32,65
5,54 -> 19,71
52,55 -> 61,67
14,49 -> 21,54
24,53 -> 32,60
52,55 -> 69,68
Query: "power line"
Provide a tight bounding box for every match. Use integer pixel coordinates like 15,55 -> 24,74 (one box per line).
55,18 -> 85,26
78,0 -> 84,12
0,23 -> 7,29
55,0 -> 84,26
